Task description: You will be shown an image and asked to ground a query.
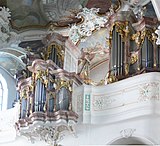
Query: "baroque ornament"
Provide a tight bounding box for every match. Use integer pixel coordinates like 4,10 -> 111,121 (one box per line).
69,7 -> 114,44
120,128 -> 136,138
93,95 -> 115,111
77,95 -> 83,112
138,82 -> 160,101
0,7 -> 11,43
155,26 -> 160,45
0,7 -> 19,47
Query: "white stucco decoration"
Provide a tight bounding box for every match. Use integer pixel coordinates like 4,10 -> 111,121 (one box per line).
69,7 -> 114,44
0,7 -> 11,43
155,26 -> 160,44
0,7 -> 19,47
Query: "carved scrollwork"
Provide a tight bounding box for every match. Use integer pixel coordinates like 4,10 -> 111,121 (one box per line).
130,51 -> 138,65
132,29 -> 154,48
115,21 -> 130,40
131,31 -> 141,46
69,7 -> 113,44
107,75 -> 118,84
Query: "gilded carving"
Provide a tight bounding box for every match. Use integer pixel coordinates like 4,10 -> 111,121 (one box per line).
125,64 -> 129,75
107,74 -> 118,84
42,42 -> 64,64
132,29 -> 154,48
130,51 -> 138,65
131,31 -> 141,46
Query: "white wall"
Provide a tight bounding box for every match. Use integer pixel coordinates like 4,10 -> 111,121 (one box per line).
90,61 -> 109,83
0,67 -> 16,109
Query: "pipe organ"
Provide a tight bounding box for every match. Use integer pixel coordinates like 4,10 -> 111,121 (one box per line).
110,23 -> 125,79
16,59 -> 82,145
107,12 -> 159,83
15,33 -> 81,145
47,43 -> 64,68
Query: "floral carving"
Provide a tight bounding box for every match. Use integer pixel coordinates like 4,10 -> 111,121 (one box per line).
138,82 -> 160,101
93,95 -> 115,111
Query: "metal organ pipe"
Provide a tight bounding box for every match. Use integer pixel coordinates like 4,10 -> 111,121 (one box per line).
115,30 -> 118,76
111,26 -> 115,75
110,25 -> 125,77
121,41 -> 124,75
117,33 -> 121,76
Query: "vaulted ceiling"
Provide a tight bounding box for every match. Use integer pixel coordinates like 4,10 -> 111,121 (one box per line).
0,0 -> 119,29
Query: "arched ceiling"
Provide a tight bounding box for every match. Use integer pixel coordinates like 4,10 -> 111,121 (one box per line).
1,0 -> 117,29
0,47 -> 26,76
0,0 -> 155,31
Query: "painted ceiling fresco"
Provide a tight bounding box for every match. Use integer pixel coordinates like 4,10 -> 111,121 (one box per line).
3,0 -> 117,29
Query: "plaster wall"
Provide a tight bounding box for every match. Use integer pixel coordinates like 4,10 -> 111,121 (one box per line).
0,67 -> 16,109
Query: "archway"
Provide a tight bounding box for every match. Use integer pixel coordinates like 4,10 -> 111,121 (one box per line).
109,137 -> 154,145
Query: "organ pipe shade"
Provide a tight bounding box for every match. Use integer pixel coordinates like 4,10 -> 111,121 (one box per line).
110,25 -> 125,77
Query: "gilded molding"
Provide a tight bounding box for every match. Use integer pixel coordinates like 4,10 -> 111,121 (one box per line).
130,52 -> 138,65
107,75 -> 118,84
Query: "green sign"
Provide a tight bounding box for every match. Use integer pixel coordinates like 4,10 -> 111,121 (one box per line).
85,94 -> 90,111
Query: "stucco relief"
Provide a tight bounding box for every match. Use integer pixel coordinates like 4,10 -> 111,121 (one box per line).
93,95 -> 115,111
120,128 -> 136,138
138,82 -> 160,101
0,7 -> 11,43
77,95 -> 83,112
69,7 -> 113,44
0,7 -> 20,47
155,26 -> 160,45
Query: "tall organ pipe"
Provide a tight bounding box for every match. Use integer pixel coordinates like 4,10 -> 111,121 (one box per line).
117,33 -> 121,76
34,79 -> 42,111
114,30 -> 118,76
111,26 -> 115,74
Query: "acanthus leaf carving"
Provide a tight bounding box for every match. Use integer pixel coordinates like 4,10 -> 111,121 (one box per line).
69,7 -> 114,44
